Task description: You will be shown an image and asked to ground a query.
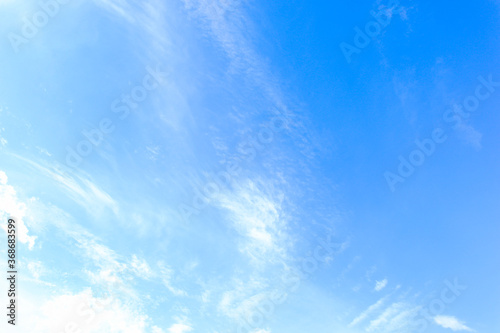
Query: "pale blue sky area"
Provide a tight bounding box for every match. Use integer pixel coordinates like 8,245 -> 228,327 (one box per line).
0,0 -> 499,332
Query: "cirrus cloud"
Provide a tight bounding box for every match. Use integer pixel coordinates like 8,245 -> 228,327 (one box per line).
434,315 -> 475,331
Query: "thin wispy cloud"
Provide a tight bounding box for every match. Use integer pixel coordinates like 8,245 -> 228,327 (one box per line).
349,295 -> 390,327
216,179 -> 291,266
375,278 -> 388,291
366,302 -> 418,332
157,261 -> 187,297
12,154 -> 119,217
434,315 -> 475,332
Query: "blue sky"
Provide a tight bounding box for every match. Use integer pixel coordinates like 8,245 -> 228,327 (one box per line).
0,0 -> 499,332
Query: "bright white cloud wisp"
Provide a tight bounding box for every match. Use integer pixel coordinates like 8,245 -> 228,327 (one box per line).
434,315 -> 475,332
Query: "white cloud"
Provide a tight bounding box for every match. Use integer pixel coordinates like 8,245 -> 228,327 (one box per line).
8,288 -> 154,332
157,261 -> 187,296
217,282 -> 271,322
434,315 -> 475,331
93,0 -> 172,61
93,0 -> 136,23
350,284 -> 423,332
19,260 -> 56,287
182,0 -> 306,146
36,146 -> 52,156
383,305 -> 420,332
0,170 -> 7,184
19,190 -> 157,305
130,255 -> 153,279
0,170 -> 37,249
0,167 -> 150,300
74,236 -> 153,303
13,155 -> 119,217
375,279 -> 388,291
365,302 -> 416,332
152,326 -> 166,333
366,302 -> 403,332
216,179 -> 290,266
33,205 -> 145,302
33,289 -> 151,333
26,260 -> 44,279
210,181 -> 297,324
146,145 -> 160,160
168,323 -> 193,333
349,295 -> 389,327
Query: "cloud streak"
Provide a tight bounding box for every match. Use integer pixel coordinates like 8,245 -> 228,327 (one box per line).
12,154 -> 119,217
375,278 -> 388,291
434,315 -> 475,332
